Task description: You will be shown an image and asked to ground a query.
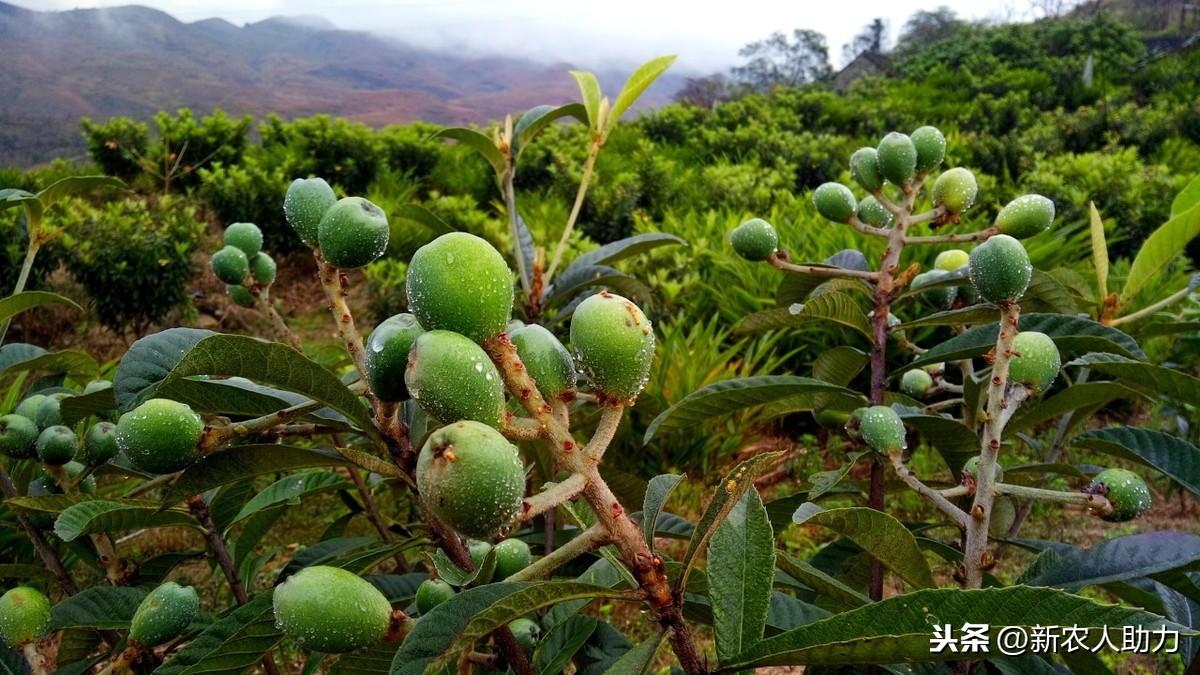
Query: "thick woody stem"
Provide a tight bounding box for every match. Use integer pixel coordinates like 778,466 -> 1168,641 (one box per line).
186,496 -> 281,675
315,253 -> 378,411
887,451 -> 970,528
864,213 -> 910,602
769,251 -> 880,281
962,301 -> 1021,588
507,523 -> 609,581
483,334 -> 708,674
0,465 -> 77,595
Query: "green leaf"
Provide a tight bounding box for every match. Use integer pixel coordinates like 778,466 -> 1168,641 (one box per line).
35,175 -> 124,207
230,471 -> 349,525
709,488 -> 775,663
279,537 -> 373,580
720,586 -> 1185,669
642,474 -> 682,550
1018,532 -> 1200,590
765,592 -> 832,631
437,582 -> 637,671
114,328 -> 214,412
896,413 -> 979,467
1089,202 -> 1110,302
335,446 -> 411,482
0,343 -> 45,373
676,452 -> 783,594
0,350 -> 97,379
1123,201 -> 1200,305
388,203 -> 460,260
54,499 -> 197,542
159,378 -> 349,428
542,264 -> 653,310
164,445 -> 349,505
59,387 -> 116,425
159,334 -> 378,439
904,313 -> 1144,372
428,546 -> 496,588
0,188 -> 37,211
566,232 -> 686,272
1005,382 -> 1144,435
898,305 -> 999,329
389,582 -> 631,675
1073,427 -> 1200,498
365,573 -> 428,603
603,631 -> 666,674
330,644 -> 397,675
1172,175 -> 1200,218
432,127 -> 505,178
792,505 -> 934,589
51,586 -> 146,630
1067,353 -> 1200,406
513,103 -> 587,158
736,292 -> 871,339
570,71 -> 603,130
606,55 -> 676,134
154,593 -> 283,675
812,346 -> 868,387
1024,270 -> 1080,314
4,494 -> 91,513
775,554 -> 870,609
1139,320 -> 1200,338
0,291 -> 81,326
535,614 -> 596,675
644,377 -> 855,443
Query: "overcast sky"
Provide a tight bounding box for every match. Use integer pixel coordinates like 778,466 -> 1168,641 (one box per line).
23,0 -> 1040,71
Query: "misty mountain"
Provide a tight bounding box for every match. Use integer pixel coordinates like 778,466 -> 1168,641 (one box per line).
0,2 -> 686,167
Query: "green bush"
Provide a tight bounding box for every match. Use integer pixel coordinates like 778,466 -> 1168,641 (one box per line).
1021,147 -> 1178,255
259,114 -> 379,195
57,196 -> 205,332
198,159 -> 294,251
81,116 -> 149,182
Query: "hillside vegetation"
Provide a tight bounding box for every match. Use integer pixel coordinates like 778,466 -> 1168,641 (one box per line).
4,11 -> 1199,471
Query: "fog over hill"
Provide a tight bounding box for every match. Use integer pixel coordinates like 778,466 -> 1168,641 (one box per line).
0,2 -> 687,167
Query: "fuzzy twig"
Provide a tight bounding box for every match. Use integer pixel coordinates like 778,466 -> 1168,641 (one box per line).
961,301 -> 1022,588
483,333 -> 708,674
521,473 -> 587,522
508,524 -> 609,581
315,253 -> 378,411
888,451 -> 969,528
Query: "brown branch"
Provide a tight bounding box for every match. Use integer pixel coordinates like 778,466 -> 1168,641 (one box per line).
187,495 -> 281,675
0,465 -> 77,595
483,333 -> 708,674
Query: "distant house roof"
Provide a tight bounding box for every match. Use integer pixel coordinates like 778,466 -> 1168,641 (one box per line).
832,51 -> 894,91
